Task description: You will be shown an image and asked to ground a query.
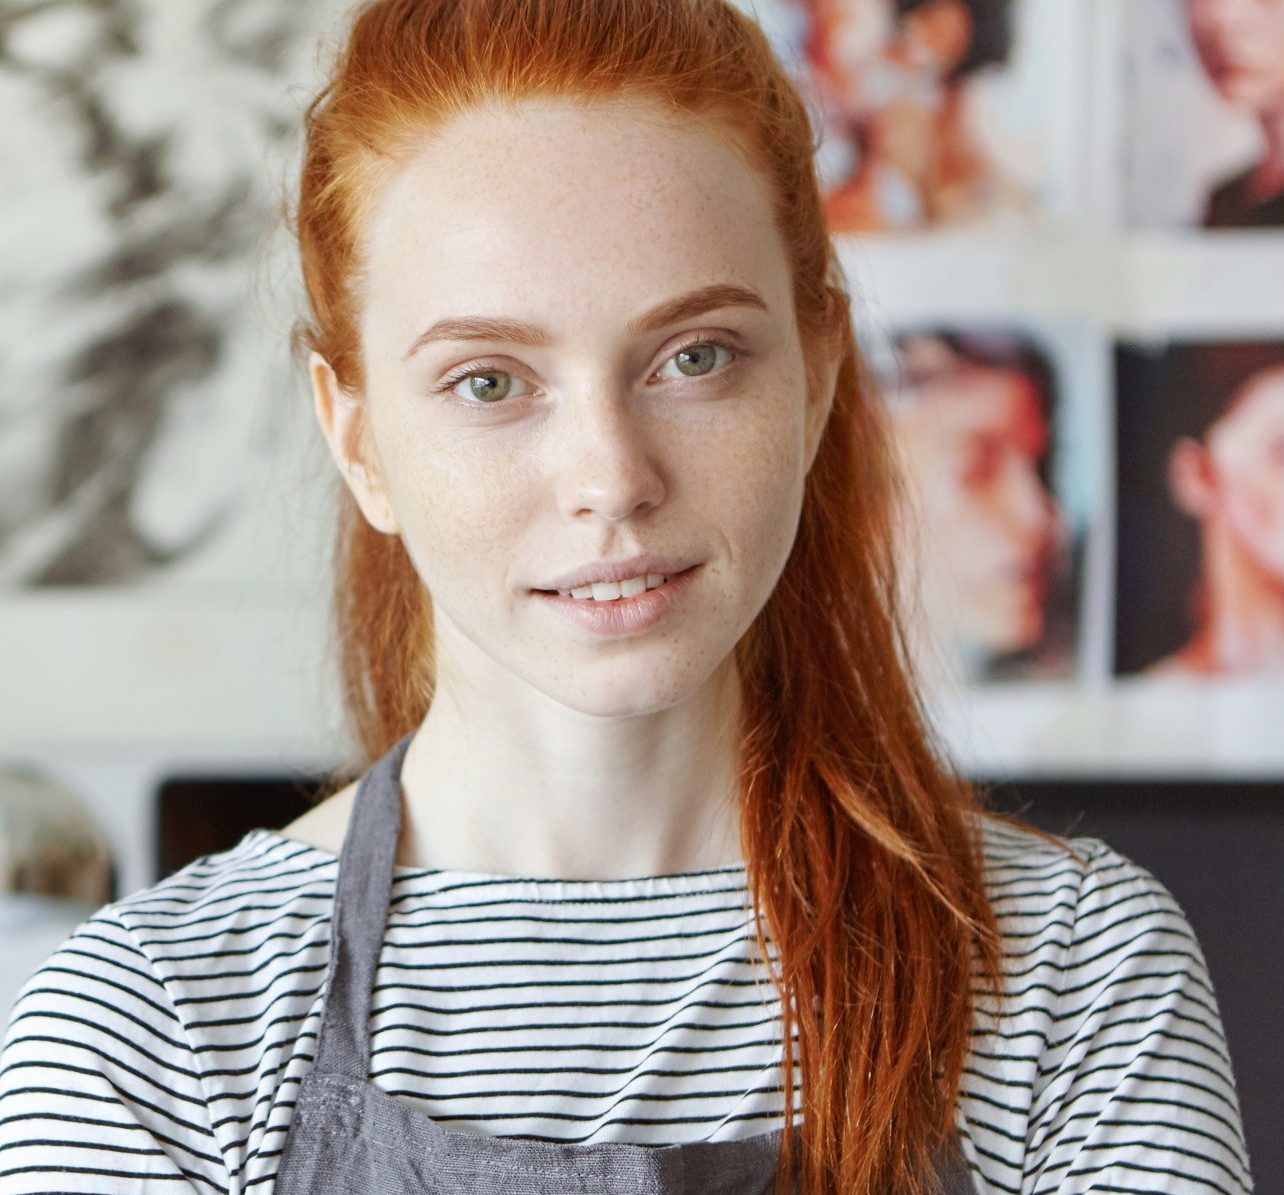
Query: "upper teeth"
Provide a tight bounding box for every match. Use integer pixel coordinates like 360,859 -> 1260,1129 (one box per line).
561,573 -> 667,600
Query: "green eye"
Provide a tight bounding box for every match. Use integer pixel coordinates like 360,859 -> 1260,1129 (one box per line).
676,345 -> 717,376
661,342 -> 734,380
462,371 -> 513,402
439,367 -> 529,405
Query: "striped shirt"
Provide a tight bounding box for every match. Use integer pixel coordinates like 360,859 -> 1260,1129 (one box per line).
0,816 -> 1253,1193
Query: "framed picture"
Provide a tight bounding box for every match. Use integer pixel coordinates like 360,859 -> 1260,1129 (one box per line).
1122,0 -> 1284,230
872,323 -> 1089,686
746,0 -> 1085,233
1115,338 -> 1284,678
0,0 -> 354,750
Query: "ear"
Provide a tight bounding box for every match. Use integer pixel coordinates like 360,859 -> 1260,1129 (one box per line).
1167,436 -> 1216,519
309,352 -> 400,535
804,338 -> 841,474
901,0 -> 974,74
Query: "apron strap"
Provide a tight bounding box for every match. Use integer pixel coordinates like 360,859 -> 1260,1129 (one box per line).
312,733 -> 414,1080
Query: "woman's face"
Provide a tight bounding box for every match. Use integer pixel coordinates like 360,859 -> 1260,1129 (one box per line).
891,359 -> 1058,656
1188,0 -> 1284,113
816,0 -> 897,77
321,98 -> 833,720
1204,367 -> 1284,582
811,0 -> 973,113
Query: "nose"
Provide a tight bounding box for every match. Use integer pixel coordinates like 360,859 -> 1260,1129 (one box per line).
554,393 -> 667,523
1195,0 -> 1253,35
1004,458 -> 1058,547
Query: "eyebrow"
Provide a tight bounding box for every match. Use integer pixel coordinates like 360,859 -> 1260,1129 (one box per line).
402,282 -> 769,360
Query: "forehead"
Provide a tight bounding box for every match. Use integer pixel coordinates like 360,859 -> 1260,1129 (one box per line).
817,0 -> 895,38
899,366 -> 1046,446
1190,0 -> 1284,24
358,97 -> 791,343
1216,367 -> 1284,436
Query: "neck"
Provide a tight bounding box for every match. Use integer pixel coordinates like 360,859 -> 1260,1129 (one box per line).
865,85 -> 966,184
395,633 -> 745,880
1261,105 -> 1284,165
1249,106 -> 1284,200
1184,526 -> 1284,673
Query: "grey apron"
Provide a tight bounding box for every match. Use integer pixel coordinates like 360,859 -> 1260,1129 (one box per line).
275,736 -> 976,1194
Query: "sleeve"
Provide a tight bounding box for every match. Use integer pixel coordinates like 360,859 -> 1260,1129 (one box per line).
0,910 -> 231,1195
1022,838 -> 1253,1194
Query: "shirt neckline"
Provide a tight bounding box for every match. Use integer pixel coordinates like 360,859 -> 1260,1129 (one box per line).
244,827 -> 750,895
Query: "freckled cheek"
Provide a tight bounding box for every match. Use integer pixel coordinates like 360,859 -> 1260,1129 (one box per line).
381,448 -> 532,594
708,415 -> 808,575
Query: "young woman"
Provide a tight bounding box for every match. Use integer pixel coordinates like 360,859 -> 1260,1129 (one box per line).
1146,342 -> 1284,677
1187,0 -> 1284,228
800,0 -> 1032,232
882,329 -> 1065,686
0,1 -> 1251,1193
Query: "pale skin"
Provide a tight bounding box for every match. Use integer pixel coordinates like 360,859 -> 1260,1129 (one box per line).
1152,367 -> 1284,675
811,0 -> 1014,230
1188,0 -> 1284,205
889,349 -> 1057,686
283,97 -> 839,879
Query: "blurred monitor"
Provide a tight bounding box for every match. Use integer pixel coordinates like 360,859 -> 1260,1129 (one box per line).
155,774 -> 327,881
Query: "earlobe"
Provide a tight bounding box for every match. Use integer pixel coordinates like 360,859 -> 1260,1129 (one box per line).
308,351 -> 400,535
805,346 -> 841,473
1168,437 -> 1215,519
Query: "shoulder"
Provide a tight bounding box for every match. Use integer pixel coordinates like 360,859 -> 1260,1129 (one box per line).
4,830 -> 339,1063
97,829 -> 340,1064
975,816 -> 1206,996
973,812 -> 1210,1026
975,812 -> 1199,965
107,827 -> 339,948
959,815 -> 1252,1193
0,832 -> 342,1194
0,900 -> 225,1191
8,831 -> 330,1004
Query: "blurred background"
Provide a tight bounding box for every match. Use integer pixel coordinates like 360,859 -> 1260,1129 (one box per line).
1,0 -> 1280,1183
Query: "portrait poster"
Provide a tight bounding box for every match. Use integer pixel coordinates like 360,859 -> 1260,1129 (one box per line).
866,320 -> 1098,691
1115,338 -> 1284,678
1122,0 -> 1284,230
744,0 -> 1085,234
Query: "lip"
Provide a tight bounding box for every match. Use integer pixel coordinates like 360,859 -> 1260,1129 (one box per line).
533,554 -> 700,593
532,565 -> 701,638
1005,562 -> 1049,602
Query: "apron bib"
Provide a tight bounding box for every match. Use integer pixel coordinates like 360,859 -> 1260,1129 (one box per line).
275,736 -> 975,1194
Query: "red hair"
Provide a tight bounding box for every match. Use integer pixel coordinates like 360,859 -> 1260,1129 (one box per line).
293,2 -> 1005,1191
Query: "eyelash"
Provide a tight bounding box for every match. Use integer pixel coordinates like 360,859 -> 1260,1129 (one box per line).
433,334 -> 743,411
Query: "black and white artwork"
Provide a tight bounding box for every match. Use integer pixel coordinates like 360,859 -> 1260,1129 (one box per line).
0,0 -> 351,589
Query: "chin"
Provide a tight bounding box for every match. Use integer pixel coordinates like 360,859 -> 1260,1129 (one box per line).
564,688 -> 693,721
547,667 -> 708,721
1003,622 -> 1044,656
1217,75 -> 1275,111
562,654 -> 734,718
977,609 -> 1044,657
